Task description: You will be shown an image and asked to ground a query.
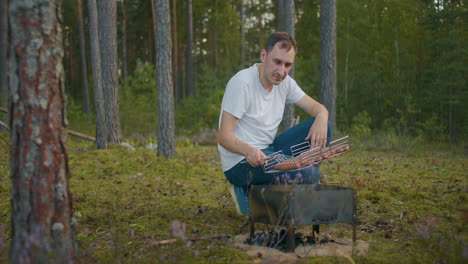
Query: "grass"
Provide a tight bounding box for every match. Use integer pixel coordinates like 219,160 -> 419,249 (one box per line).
0,132 -> 466,263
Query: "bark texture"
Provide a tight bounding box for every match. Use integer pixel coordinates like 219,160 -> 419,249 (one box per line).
282,0 -> 295,129
0,0 -> 8,111
121,0 -> 128,81
155,0 -> 176,158
172,0 -> 181,102
77,0 -> 91,115
186,0 -> 195,96
98,0 -> 122,143
319,0 -> 337,127
8,0 -> 76,262
88,0 -> 107,149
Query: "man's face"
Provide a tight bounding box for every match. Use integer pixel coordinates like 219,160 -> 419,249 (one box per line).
260,43 -> 295,86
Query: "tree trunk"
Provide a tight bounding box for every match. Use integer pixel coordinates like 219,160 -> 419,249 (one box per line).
121,0 -> 128,81
151,0 -> 157,66
344,15 -> 350,108
276,0 -> 284,31
77,0 -> 91,115
88,0 -> 107,149
155,0 -> 176,158
0,0 -> 8,114
8,0 -> 76,262
319,0 -> 337,127
258,0 -> 264,50
172,0 -> 181,103
239,1 -> 245,66
186,0 -> 195,96
98,0 -> 122,143
282,0 -> 295,129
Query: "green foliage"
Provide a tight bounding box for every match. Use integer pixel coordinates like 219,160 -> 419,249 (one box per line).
349,111 -> 372,140
63,0 -> 467,145
66,98 -> 95,136
176,64 -> 227,135
120,60 -> 158,137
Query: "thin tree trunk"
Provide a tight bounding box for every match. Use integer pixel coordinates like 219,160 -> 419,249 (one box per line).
8,0 -> 76,262
77,0 -> 91,115
98,0 -> 122,143
239,1 -> 245,66
151,0 -> 157,66
214,0 -> 219,77
319,0 -> 337,127
88,0 -> 107,149
0,0 -> 8,114
282,0 -> 295,129
172,0 -> 180,102
155,0 -> 176,158
344,15 -> 350,108
276,0 -> 284,31
186,0 -> 195,96
258,0 -> 264,50
121,0 -> 128,81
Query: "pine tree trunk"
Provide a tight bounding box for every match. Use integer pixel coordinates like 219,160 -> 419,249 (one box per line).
282,0 -> 295,129
98,0 -> 122,143
0,0 -> 8,115
276,0 -> 284,31
77,0 -> 91,115
319,0 -> 337,127
344,15 -> 350,108
172,0 -> 181,103
8,0 -> 76,262
88,0 -> 107,149
239,2 -> 245,65
186,0 -> 195,96
121,0 -> 128,81
155,0 -> 176,158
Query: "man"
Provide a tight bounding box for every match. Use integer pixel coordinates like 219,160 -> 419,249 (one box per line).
217,32 -> 330,187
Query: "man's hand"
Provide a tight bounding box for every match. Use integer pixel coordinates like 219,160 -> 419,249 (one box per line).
305,116 -> 328,148
295,95 -> 329,148
218,111 -> 267,167
245,147 -> 267,167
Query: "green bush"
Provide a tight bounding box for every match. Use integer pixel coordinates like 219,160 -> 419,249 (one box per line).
120,60 -> 158,137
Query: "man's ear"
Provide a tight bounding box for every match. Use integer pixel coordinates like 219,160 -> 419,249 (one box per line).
260,49 -> 267,62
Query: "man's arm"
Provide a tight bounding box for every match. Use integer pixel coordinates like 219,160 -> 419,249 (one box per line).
295,95 -> 329,147
217,111 -> 266,167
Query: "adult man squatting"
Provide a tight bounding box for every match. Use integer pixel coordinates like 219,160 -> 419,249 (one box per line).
217,32 -> 331,188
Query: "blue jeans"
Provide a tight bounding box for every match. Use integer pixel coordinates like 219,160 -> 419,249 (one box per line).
224,117 -> 333,186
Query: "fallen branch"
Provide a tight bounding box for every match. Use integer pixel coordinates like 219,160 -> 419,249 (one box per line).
0,120 -> 8,131
65,129 -> 96,141
1,107 -> 96,142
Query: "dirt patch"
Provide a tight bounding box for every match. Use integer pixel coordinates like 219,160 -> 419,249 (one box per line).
234,233 -> 369,263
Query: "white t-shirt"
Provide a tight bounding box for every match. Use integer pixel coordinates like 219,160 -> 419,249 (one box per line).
218,64 -> 305,171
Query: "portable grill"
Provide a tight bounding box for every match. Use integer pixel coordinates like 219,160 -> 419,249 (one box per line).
242,135 -> 356,252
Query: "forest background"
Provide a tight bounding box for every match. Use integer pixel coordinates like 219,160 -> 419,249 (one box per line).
1,0 -> 462,145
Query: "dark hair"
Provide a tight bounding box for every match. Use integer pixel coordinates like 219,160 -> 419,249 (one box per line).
264,32 -> 297,53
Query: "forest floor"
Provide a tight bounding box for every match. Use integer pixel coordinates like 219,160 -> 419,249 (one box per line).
0,133 -> 467,263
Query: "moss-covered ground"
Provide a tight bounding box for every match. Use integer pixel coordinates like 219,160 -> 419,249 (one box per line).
0,133 -> 466,263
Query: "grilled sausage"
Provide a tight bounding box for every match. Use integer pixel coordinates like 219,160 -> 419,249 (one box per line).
274,158 -> 301,170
